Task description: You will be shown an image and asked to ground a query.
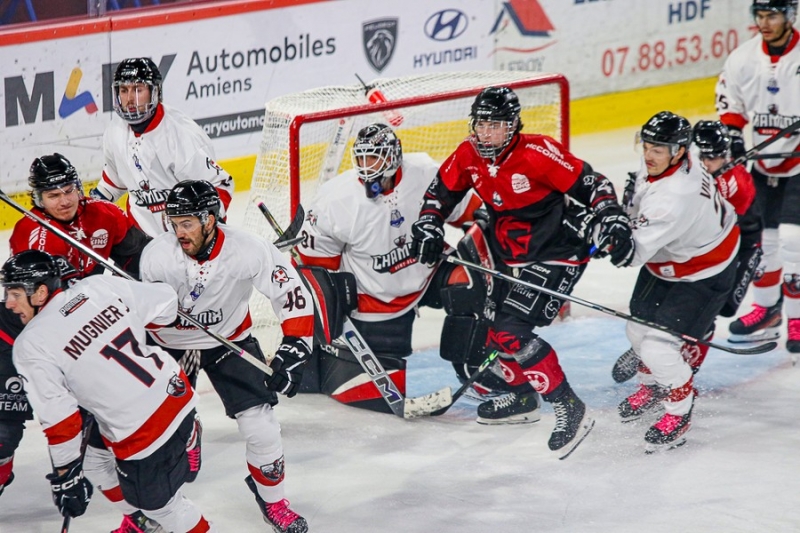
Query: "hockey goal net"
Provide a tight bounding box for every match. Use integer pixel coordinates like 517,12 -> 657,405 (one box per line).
244,71 -> 569,345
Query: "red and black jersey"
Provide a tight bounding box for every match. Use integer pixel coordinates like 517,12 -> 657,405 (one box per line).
10,198 -> 134,277
714,165 -> 756,216
429,134 -> 591,264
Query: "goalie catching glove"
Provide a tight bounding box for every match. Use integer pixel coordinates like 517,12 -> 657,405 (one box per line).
266,336 -> 311,398
46,459 -> 93,518
410,214 -> 446,266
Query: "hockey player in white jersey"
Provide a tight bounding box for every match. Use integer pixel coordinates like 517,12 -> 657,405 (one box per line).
4,250 -> 215,532
295,123 -> 503,413
91,58 -> 234,237
614,112 -> 739,452
140,180 -> 313,533
715,0 -> 800,350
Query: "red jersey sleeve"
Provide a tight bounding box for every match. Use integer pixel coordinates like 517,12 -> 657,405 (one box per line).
715,165 -> 756,215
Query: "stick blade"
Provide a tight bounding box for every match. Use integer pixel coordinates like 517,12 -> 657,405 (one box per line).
403,387 -> 453,419
724,341 -> 778,355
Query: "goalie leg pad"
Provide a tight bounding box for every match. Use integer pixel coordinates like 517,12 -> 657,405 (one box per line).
297,266 -> 357,344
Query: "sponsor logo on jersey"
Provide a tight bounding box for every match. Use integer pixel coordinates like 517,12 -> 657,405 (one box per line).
390,209 -> 405,227
492,191 -> 503,206
259,456 -> 286,483
176,308 -> 223,329
271,266 -> 292,287
371,242 -> 417,274
752,113 -> 800,134
60,293 -> 89,317
511,173 -> 531,193
29,227 -> 47,250
425,9 -> 468,41
205,157 -> 223,174
363,18 -> 398,73
0,375 -> 28,412
526,141 -> 574,172
133,154 -> 143,172
167,373 -> 187,397
90,229 -> 109,249
4,377 -> 23,394
394,235 -> 407,248
130,188 -> 170,213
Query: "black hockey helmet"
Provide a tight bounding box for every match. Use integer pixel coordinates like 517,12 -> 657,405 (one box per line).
751,0 -> 797,22
112,57 -> 163,124
1,250 -> 63,299
640,111 -> 693,156
165,180 -> 221,225
28,153 -> 82,208
693,120 -> 732,159
351,123 -> 403,198
469,86 -> 522,159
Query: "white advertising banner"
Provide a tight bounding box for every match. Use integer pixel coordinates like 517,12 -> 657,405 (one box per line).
492,0 -> 755,99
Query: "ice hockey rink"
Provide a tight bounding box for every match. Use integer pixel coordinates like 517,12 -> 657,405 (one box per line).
2,120 -> 800,533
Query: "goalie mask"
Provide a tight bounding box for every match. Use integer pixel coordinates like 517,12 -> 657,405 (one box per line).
639,111 -> 692,157
113,57 -> 163,125
352,123 -> 403,199
693,120 -> 732,160
1,250 -> 63,303
469,86 -> 522,160
28,153 -> 82,209
751,0 -> 797,23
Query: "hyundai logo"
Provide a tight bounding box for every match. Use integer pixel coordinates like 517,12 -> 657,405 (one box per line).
424,9 -> 468,41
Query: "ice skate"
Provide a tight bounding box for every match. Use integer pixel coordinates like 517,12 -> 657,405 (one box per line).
644,410 -> 692,454
111,511 -> 166,533
245,475 -> 309,533
728,299 -> 782,343
185,414 -> 202,483
476,391 -> 541,425
618,384 -> 666,422
549,390 -> 595,460
611,347 -> 640,383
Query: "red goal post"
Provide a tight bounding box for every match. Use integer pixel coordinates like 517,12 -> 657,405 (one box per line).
244,71 -> 569,335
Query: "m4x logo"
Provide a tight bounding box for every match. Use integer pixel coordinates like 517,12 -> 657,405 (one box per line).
58,67 -> 97,119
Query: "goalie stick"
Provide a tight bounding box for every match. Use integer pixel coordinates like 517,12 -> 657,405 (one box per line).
256,201 -> 452,419
427,350 -> 501,417
0,190 -> 274,377
446,255 -> 777,356
713,117 -> 800,177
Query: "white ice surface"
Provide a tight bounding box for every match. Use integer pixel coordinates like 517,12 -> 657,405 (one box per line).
3,123 -> 800,533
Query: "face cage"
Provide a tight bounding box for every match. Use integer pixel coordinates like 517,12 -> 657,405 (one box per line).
352,144 -> 399,183
31,179 -> 83,209
112,80 -> 160,125
469,118 -> 517,159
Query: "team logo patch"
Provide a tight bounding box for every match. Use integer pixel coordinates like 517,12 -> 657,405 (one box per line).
511,173 -> 530,193
205,157 -> 223,174
306,210 -> 318,226
272,266 -> 292,287
363,18 -> 398,73
59,294 -> 89,317
133,154 -> 143,172
394,234 -> 407,247
4,376 -> 23,394
523,370 -> 550,394
190,282 -> 205,301
390,209 -> 405,227
492,191 -> 503,206
259,456 -> 286,483
166,374 -> 187,397
90,229 -> 109,249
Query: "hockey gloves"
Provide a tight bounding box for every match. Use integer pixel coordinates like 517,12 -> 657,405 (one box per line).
46,459 -> 93,518
595,213 -> 635,267
267,336 -> 311,398
728,127 -> 747,160
410,214 -> 446,266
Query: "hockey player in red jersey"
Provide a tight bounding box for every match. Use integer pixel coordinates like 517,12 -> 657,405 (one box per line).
0,305 -> 27,499
10,153 -> 150,280
613,112 -> 739,452
92,58 -> 234,237
5,250 -> 214,532
715,0 -> 800,349
140,181 -> 313,533
411,86 -> 633,457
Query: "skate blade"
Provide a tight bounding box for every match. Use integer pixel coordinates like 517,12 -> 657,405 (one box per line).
476,409 -> 542,426
403,387 -> 453,419
620,405 -> 664,424
558,416 -> 596,460
727,328 -> 781,344
644,436 -> 687,454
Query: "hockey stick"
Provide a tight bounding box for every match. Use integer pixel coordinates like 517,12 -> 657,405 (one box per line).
59,413 -> 95,533
0,190 -> 273,377
257,202 -> 452,418
750,150 -> 800,160
446,256 -> 777,356
713,117 -> 800,177
427,350 -> 501,417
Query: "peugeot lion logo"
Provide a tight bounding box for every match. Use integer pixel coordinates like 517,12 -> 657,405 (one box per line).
363,18 -> 398,73
424,9 -> 468,41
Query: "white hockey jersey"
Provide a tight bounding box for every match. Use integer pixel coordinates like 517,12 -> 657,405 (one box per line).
100,103 -> 235,237
715,31 -> 800,177
12,277 -> 194,466
626,151 -> 739,282
297,152 -> 480,321
141,225 -> 314,351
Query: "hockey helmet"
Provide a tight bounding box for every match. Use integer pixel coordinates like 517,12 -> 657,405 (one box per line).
165,180 -> 221,225
469,86 -> 522,159
1,250 -> 63,299
112,57 -> 163,124
351,123 -> 403,198
28,153 -> 82,209
751,0 -> 797,23
640,111 -> 693,156
693,120 -> 732,159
